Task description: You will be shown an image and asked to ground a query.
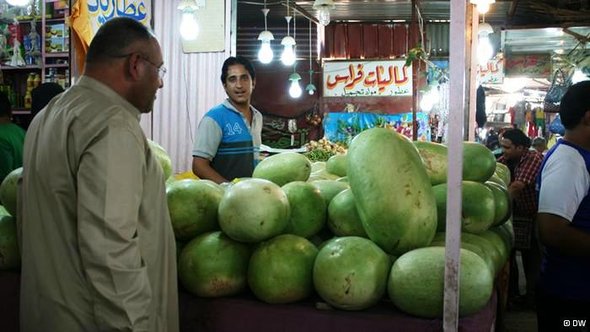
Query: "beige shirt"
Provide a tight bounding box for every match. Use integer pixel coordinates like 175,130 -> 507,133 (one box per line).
20,76 -> 179,332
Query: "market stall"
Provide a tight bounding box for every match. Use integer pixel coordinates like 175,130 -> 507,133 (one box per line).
0,271 -> 498,332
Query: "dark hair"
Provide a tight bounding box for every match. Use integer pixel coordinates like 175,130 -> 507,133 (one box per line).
86,17 -> 154,64
501,128 -> 531,148
559,80 -> 590,130
0,91 -> 11,117
31,83 -> 64,117
220,56 -> 255,84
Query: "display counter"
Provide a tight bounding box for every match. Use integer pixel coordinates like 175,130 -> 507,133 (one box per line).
0,271 -> 497,332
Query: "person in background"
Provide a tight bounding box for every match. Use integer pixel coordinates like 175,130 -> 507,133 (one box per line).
0,91 -> 25,184
531,136 -> 548,155
192,56 -> 263,183
536,81 -> 590,331
20,18 -> 178,332
30,82 -> 64,118
498,128 -> 544,309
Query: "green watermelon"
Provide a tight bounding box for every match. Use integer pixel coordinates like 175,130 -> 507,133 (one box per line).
313,236 -> 391,310
218,178 -> 290,243
166,179 -> 224,241
388,247 -> 493,318
248,234 -> 318,304
281,181 -> 326,238
0,167 -> 21,217
178,231 -> 251,297
253,152 -> 311,186
347,128 -> 437,256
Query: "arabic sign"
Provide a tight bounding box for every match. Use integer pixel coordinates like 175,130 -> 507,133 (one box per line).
477,57 -> 504,84
505,54 -> 551,78
323,112 -> 430,143
87,0 -> 152,34
323,61 -> 412,97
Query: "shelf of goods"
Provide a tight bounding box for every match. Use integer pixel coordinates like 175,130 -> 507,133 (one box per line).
0,0 -> 70,115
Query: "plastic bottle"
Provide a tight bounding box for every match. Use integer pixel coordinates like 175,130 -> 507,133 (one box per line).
24,90 -> 32,109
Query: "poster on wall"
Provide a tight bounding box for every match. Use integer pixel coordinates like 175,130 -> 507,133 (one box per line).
323,112 -> 430,144
323,61 -> 412,97
87,0 -> 152,30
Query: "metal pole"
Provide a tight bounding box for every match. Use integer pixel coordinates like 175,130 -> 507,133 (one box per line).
443,0 -> 468,330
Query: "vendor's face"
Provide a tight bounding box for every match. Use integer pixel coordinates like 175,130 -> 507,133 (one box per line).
223,64 -> 255,107
500,138 -> 525,160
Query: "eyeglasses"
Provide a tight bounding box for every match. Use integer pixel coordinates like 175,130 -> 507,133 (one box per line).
139,55 -> 167,80
111,52 -> 167,80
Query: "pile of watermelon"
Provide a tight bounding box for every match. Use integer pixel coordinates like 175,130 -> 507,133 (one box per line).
171,127 -> 514,318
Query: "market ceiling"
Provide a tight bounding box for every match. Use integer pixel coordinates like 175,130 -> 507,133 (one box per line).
237,0 -> 590,28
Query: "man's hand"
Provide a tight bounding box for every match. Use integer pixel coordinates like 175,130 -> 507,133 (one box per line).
192,157 -> 227,184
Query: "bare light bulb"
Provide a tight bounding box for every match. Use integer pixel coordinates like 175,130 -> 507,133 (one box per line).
281,45 -> 296,66
258,40 -> 273,64
477,35 -> 493,66
180,12 -> 199,41
289,79 -> 302,98
317,8 -> 331,26
476,2 -> 490,14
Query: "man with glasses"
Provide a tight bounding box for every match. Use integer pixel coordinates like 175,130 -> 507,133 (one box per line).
192,56 -> 263,183
20,18 -> 178,332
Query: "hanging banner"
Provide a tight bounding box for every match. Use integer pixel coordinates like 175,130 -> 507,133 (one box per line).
323,61 -> 412,97
87,0 -> 152,32
505,54 -> 551,78
323,111 -> 431,143
478,57 -> 504,84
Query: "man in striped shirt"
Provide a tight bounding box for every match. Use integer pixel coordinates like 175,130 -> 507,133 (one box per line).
192,56 -> 263,183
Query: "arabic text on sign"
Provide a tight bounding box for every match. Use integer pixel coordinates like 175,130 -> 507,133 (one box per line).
326,64 -> 410,93
88,0 -> 148,25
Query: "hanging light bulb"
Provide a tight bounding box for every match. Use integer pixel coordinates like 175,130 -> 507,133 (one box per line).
178,0 -> 200,41
306,82 -> 317,95
313,0 -> 335,26
281,37 -> 296,66
469,0 -> 495,15
258,37 -> 274,64
179,11 -> 199,40
477,23 -> 494,66
257,4 -> 274,64
281,15 -> 297,66
6,0 -> 31,7
289,72 -> 303,98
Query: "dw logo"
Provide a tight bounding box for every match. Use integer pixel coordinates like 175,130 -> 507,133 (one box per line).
225,123 -> 243,136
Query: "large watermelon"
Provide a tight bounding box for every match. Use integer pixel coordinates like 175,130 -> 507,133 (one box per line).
388,247 -> 493,318
218,178 -> 290,243
178,231 -> 251,297
248,234 -> 318,304
166,179 -> 224,241
313,236 -> 391,310
347,128 -> 437,255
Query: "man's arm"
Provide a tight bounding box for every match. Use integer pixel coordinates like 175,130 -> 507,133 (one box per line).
537,212 -> 590,257
192,157 -> 227,184
77,122 -> 151,331
508,180 -> 526,199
